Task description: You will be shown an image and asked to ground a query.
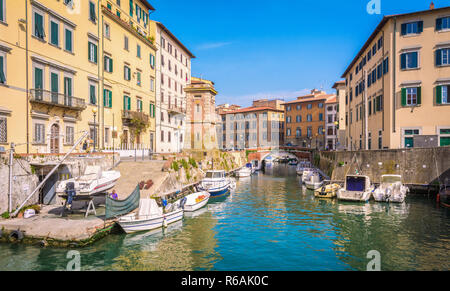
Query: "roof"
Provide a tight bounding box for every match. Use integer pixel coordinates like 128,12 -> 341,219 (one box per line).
141,0 -> 156,11
154,21 -> 196,58
220,106 -> 284,115
325,96 -> 337,104
282,94 -> 334,105
341,6 -> 450,78
332,81 -> 345,89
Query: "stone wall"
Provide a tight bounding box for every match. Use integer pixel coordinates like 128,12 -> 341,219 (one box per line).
315,147 -> 450,185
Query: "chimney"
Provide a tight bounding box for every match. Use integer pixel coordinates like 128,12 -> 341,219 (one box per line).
430,1 -> 435,9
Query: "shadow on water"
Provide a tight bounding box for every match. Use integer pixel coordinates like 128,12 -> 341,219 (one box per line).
0,164 -> 449,271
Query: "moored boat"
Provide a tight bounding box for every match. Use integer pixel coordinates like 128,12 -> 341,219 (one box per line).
337,175 -> 374,202
200,170 -> 232,198
373,175 -> 408,203
438,182 -> 450,208
236,167 -> 252,178
314,183 -> 341,198
251,160 -> 262,171
296,161 -> 312,176
304,172 -> 323,190
56,166 -> 121,195
183,192 -> 210,212
301,168 -> 315,184
118,197 -> 186,234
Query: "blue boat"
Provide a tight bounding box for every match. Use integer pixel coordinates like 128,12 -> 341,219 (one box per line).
200,170 -> 233,198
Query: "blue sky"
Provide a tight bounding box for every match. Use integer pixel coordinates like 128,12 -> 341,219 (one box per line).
150,0 -> 449,107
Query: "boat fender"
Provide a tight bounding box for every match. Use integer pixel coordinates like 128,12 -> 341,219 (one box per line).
163,218 -> 168,228
9,230 -> 24,241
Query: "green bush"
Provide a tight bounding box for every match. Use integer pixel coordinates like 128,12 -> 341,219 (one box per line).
181,159 -> 189,170
171,161 -> 179,171
189,157 -> 198,168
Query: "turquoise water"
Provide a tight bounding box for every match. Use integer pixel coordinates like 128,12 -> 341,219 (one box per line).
0,165 -> 449,271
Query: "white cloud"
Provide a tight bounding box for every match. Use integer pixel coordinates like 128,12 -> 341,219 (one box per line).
218,89 -> 312,107
196,42 -> 232,50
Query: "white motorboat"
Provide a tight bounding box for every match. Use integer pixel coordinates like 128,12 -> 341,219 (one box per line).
118,198 -> 186,234
183,192 -> 210,212
337,175 -> 374,202
56,166 -> 120,195
200,170 -> 232,198
251,160 -> 262,171
304,172 -> 323,190
236,166 -> 252,178
301,168 -> 315,184
373,175 -> 409,203
296,161 -> 312,176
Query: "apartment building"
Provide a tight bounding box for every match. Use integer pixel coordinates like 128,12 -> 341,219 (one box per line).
218,100 -> 284,150
283,89 -> 335,149
332,81 -> 347,150
184,77 -> 218,151
151,20 -> 195,153
325,96 -> 338,150
342,4 -> 450,150
0,0 -> 157,153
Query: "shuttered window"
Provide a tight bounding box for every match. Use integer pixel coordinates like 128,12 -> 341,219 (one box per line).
401,21 -> 423,35
401,87 -> 421,106
89,2 -> 97,22
0,55 -> 5,84
123,95 -> 131,110
50,21 -> 59,46
436,48 -> 449,67
436,85 -> 449,105
65,28 -> 73,52
400,52 -> 418,70
436,17 -> 450,31
88,41 -> 98,63
0,0 -> 4,22
104,89 -> 112,108
90,84 -> 96,105
34,12 -> 45,39
34,123 -> 45,144
104,56 -> 113,72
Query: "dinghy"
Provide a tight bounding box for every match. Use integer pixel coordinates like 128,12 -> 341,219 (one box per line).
56,166 -> 120,195
314,183 -> 341,199
373,175 -> 409,203
183,192 -> 210,212
337,175 -> 374,202
118,197 -> 186,234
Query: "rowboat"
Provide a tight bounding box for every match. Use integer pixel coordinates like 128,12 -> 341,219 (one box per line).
314,184 -> 341,198
183,192 -> 210,212
337,175 -> 374,202
373,175 -> 408,203
56,166 -> 120,195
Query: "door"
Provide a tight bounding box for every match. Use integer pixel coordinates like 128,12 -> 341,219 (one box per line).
405,137 -> 414,148
41,173 -> 59,205
150,133 -> 154,152
50,124 -> 59,153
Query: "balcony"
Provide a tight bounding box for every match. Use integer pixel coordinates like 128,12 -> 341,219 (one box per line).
30,89 -> 87,111
167,104 -> 186,115
122,110 -> 150,125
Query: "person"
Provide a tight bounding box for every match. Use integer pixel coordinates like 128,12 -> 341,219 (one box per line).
109,190 -> 118,200
82,140 -> 88,151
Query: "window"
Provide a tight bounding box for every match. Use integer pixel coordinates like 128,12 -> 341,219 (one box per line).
286,116 -> 291,123
64,27 -> 73,52
104,55 -> 113,72
34,123 -> 45,144
150,77 -> 155,91
436,48 -> 450,66
401,51 -> 418,70
286,128 -> 291,136
402,87 -> 421,106
0,0 -> 4,22
123,95 -> 131,110
50,72 -> 59,102
137,99 -> 142,112
383,57 -> 389,74
34,11 -> 45,39
286,105 -> 291,111
89,84 -> 97,105
137,44 -> 141,58
66,126 -> 74,145
318,103 -> 323,108
296,105 -> 301,110
436,85 -> 450,104
296,115 -> 301,122
124,36 -> 129,51
401,21 -> 423,36
136,71 -> 141,86
104,89 -> 112,108
307,104 -> 312,109
307,114 -> 312,122
378,37 -> 383,50
88,41 -> 98,63
377,63 -> 382,79
318,126 -> 324,135
0,54 -> 5,84
296,128 -> 301,137
124,65 -> 131,80
104,23 -> 110,38
307,127 -> 312,138
89,1 -> 97,23
150,54 -> 155,68
50,19 -> 59,46
436,17 -> 450,31
161,130 -> 164,142
319,113 -> 323,121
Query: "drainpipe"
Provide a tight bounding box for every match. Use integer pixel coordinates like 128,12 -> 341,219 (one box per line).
101,14 -> 105,150
393,17 -> 397,135
382,30 -> 385,132
97,0 -> 101,152
8,143 -> 14,214
364,69 -> 368,150
25,0 -> 29,154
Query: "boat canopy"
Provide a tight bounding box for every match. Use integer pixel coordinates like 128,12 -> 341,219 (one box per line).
246,163 -> 253,168
205,171 -> 225,179
381,175 -> 402,184
346,176 -> 369,192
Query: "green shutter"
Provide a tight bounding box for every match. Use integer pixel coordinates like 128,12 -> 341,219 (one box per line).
104,89 -> 107,107
0,0 -> 3,22
123,96 -> 127,110
51,21 -> 58,45
109,90 -> 112,108
401,88 -> 407,106
94,44 -> 98,63
90,85 -> 96,104
35,68 -> 43,89
88,43 -> 92,61
129,0 -> 133,16
417,87 -> 421,105
127,97 -> 131,110
51,73 -> 58,92
65,29 -> 72,52
436,86 -> 442,104
109,58 -> 113,72
0,56 -> 5,83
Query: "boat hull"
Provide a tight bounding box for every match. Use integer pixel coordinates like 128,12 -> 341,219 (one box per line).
337,190 -> 372,202
439,189 -> 450,208
314,184 -> 340,199
184,193 -> 210,212
118,209 -> 184,234
305,181 -> 323,190
209,186 -> 230,198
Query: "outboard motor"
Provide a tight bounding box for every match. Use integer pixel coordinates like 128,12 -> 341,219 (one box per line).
65,182 -> 76,207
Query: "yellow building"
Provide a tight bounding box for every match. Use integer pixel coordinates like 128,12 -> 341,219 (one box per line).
0,0 -> 157,154
341,4 -> 450,150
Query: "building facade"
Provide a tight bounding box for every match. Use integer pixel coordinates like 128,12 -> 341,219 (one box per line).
342,5 -> 450,150
218,100 -> 284,150
184,77 -> 218,151
0,0 -> 157,154
332,81 -> 347,150
283,89 -> 334,149
151,20 -> 195,153
325,96 -> 338,150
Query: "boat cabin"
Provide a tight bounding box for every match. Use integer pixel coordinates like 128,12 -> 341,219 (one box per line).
204,170 -> 226,180
345,175 -> 371,192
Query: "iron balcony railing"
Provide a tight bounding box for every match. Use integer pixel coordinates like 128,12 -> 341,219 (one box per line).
167,104 -> 186,114
30,89 -> 87,111
122,110 -> 150,123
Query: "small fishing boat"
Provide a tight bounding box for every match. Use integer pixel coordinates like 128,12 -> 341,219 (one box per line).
373,175 -> 409,203
56,166 -> 120,195
236,164 -> 252,178
314,183 -> 341,198
118,197 -> 186,234
297,161 -> 312,176
438,181 -> 450,208
301,168 -> 315,184
183,192 -> 210,212
337,175 -> 374,202
304,172 -> 323,190
200,170 -> 232,197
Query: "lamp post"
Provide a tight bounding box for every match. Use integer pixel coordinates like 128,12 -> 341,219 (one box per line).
92,107 -> 98,152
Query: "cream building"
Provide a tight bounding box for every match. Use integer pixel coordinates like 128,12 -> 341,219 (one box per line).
0,0 -> 157,154
151,20 -> 195,153
332,81 -> 347,150
342,4 -> 450,150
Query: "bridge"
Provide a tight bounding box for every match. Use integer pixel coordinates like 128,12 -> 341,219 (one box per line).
247,147 -> 312,165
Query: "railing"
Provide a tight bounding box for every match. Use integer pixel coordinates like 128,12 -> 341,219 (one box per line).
30,89 -> 86,111
167,104 -> 186,114
121,110 -> 150,123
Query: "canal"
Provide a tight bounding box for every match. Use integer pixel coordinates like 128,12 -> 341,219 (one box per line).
0,164 -> 449,271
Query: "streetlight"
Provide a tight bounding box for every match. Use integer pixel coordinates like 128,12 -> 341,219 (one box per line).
92,107 -> 98,152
